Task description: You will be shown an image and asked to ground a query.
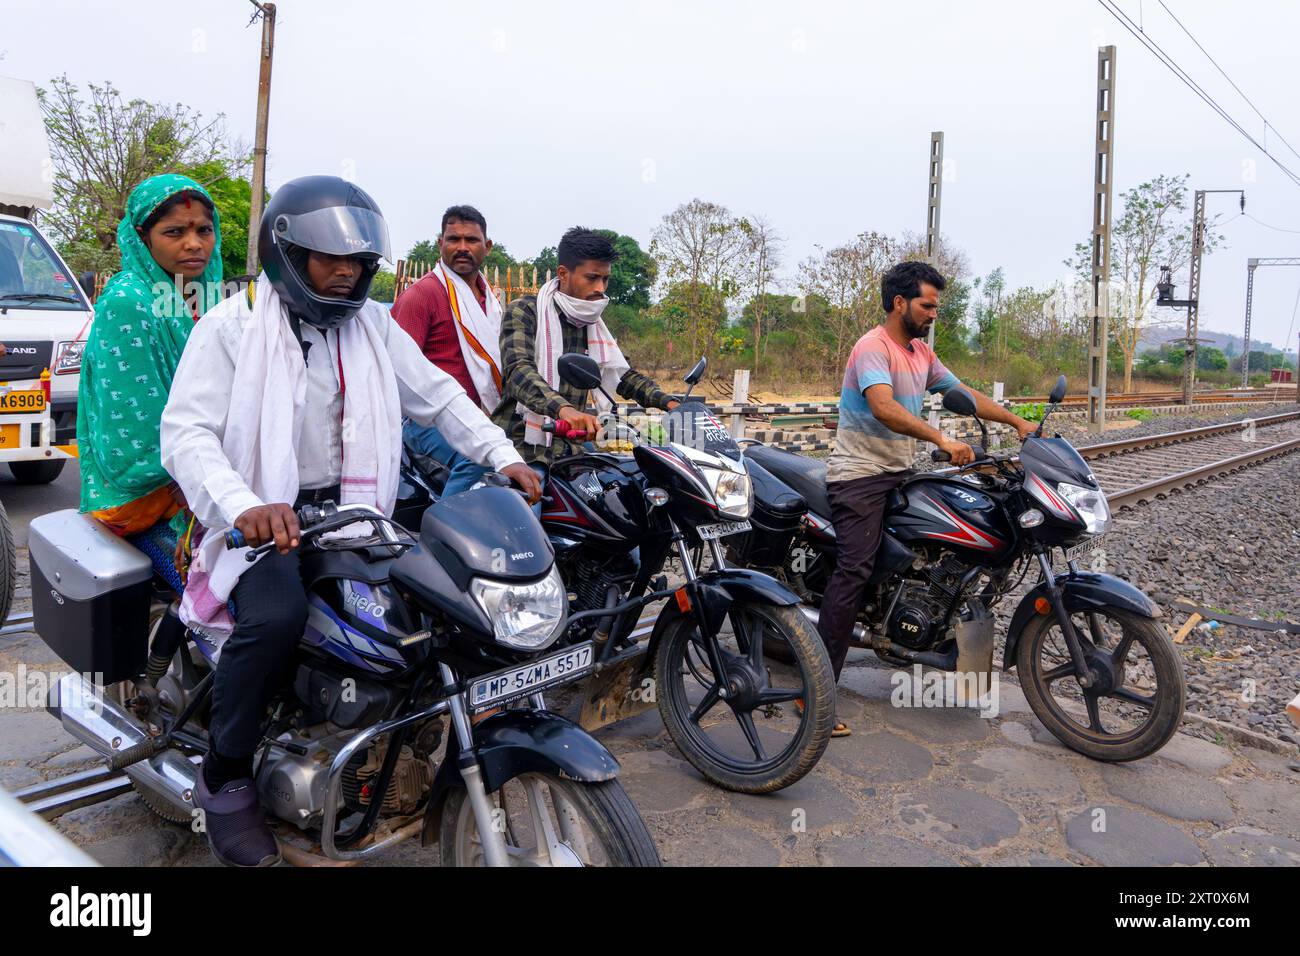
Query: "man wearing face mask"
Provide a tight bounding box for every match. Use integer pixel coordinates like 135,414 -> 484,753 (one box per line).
492,227 -> 679,465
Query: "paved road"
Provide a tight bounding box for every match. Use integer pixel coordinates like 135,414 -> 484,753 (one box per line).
2,469 -> 1297,867
0,457 -> 79,548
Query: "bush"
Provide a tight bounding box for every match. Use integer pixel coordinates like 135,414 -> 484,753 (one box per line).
1125,408 -> 1153,422
1011,402 -> 1046,422
1004,354 -> 1043,395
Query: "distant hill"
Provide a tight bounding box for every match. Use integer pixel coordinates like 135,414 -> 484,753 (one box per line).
1139,323 -> 1294,358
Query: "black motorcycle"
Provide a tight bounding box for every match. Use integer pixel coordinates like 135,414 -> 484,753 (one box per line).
30,486 -> 660,866
729,376 -> 1186,762
398,355 -> 837,794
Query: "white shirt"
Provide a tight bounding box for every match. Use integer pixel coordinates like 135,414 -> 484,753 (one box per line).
160,296 -> 523,531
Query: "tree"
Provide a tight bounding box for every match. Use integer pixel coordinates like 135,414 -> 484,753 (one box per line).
407,239 -> 439,265
1068,174 -> 1222,391
650,199 -> 748,362
369,269 -> 396,303
735,216 -> 782,373
38,75 -> 248,273
532,246 -> 558,278
189,159 -> 258,280
799,231 -> 896,378
596,230 -> 657,309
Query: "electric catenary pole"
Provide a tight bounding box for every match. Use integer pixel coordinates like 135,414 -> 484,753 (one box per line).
1087,46 -> 1117,435
1240,258 -> 1300,387
925,131 -> 943,350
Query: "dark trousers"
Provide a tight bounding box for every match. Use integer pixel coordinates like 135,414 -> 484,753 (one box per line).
209,547 -> 309,759
816,470 -> 911,680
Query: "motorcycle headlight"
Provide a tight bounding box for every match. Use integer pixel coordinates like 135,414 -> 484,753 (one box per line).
699,466 -> 753,519
469,566 -> 567,650
1057,482 -> 1110,534
54,340 -> 85,375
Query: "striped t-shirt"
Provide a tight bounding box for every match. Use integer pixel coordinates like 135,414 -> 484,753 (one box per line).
826,325 -> 960,482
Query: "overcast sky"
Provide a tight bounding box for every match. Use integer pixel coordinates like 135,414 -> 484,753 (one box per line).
5,0 -> 1300,351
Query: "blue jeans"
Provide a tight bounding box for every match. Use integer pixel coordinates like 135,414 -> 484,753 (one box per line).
403,419 -> 490,498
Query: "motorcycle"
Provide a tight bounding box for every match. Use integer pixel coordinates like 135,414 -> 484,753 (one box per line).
28,485 -> 661,866
728,375 -> 1186,762
397,355 -> 837,794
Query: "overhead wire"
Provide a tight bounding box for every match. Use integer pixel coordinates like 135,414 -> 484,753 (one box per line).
1095,0 -> 1300,188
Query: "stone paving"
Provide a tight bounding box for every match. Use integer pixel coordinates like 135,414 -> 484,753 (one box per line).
7,628 -> 1297,866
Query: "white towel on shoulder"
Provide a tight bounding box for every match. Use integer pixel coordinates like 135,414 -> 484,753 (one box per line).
179,276 -> 401,645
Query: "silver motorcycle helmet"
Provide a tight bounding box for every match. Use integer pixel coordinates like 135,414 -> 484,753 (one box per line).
257,175 -> 392,330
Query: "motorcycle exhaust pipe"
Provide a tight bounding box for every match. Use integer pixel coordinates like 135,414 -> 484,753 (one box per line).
799,604 -> 990,675
47,672 -> 198,822
798,605 -> 871,645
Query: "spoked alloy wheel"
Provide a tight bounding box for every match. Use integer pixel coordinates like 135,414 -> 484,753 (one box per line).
655,602 -> 834,793
1016,606 -> 1185,761
440,773 -> 660,867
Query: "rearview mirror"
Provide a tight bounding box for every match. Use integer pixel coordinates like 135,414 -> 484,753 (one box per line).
1049,375 -> 1067,405
557,352 -> 602,391
941,387 -> 977,417
683,356 -> 707,386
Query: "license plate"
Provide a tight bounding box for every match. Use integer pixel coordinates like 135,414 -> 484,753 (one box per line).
696,519 -> 752,541
0,390 -> 44,413
1065,535 -> 1104,563
469,641 -> 595,711
0,425 -> 20,448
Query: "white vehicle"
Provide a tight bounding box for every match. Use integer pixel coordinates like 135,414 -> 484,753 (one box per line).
0,75 -> 91,486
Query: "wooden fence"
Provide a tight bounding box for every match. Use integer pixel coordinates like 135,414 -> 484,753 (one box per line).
393,260 -> 547,305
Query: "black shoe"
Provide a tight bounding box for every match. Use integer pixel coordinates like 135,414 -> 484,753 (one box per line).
194,755 -> 281,867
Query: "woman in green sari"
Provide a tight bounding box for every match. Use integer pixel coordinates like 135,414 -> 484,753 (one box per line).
77,173 -> 224,591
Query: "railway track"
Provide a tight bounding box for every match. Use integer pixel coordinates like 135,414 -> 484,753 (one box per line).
1078,411 -> 1300,508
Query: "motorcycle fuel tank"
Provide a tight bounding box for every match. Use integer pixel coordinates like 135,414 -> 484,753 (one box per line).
543,454 -> 645,552
887,478 -> 1014,561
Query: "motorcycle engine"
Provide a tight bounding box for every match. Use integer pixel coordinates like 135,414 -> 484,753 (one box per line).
885,555 -> 971,650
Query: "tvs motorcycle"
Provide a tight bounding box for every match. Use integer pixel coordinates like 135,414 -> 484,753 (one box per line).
729,376 -> 1185,762
398,354 -> 837,794
29,485 -> 660,866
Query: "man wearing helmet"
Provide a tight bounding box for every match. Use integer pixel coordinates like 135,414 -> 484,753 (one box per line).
160,176 -> 539,867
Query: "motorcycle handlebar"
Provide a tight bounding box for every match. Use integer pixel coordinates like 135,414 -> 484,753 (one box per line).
543,419 -> 588,441
930,446 -> 988,463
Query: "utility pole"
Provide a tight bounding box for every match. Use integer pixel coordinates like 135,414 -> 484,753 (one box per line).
1241,260 -> 1255,388
1240,257 -> 1300,387
925,131 -> 943,349
1180,188 -> 1244,404
246,1 -> 277,276
1087,46 -> 1117,435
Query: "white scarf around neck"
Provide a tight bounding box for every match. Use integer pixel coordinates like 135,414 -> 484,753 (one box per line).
520,277 -> 629,447
179,275 -> 402,645
433,262 -> 503,409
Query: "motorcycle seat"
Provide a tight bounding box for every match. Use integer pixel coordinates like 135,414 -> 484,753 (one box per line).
743,443 -> 830,520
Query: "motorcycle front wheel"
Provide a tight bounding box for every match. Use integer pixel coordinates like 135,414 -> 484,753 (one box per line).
1015,606 -> 1185,762
439,774 -> 661,867
655,602 -> 835,793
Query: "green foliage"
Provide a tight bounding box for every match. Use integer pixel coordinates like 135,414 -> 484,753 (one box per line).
189,159 -> 255,279
369,269 -> 396,303
1011,402 -> 1046,422
407,239 -> 439,266
39,75 -> 248,274
1125,408 -> 1153,421
1004,353 -> 1044,395
935,278 -> 971,359
596,230 -> 656,309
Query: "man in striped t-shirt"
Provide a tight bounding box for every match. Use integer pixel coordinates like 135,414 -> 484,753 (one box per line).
818,262 -> 1035,727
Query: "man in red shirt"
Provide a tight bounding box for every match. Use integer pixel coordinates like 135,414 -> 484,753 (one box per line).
392,205 -> 506,496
